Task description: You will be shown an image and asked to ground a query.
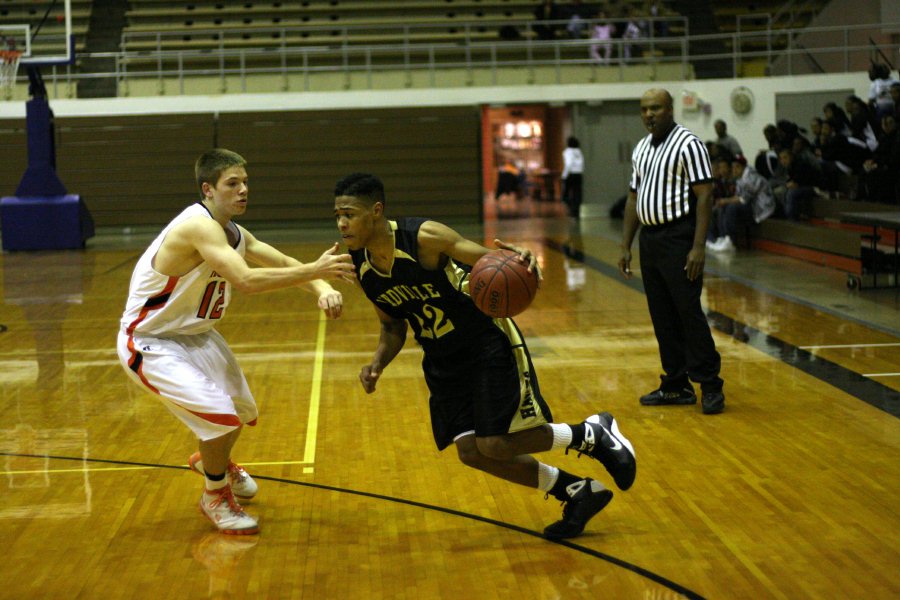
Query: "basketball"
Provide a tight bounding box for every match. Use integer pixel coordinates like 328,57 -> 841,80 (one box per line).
469,250 -> 538,318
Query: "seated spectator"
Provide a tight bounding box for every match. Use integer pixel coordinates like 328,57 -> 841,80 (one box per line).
706,157 -> 734,246
824,102 -> 852,137
620,6 -> 645,62
533,0 -> 565,40
819,118 -> 871,177
868,62 -> 899,120
755,124 -> 785,181
779,147 -> 823,220
589,10 -> 615,64
707,155 -> 775,252
810,117 -> 824,155
714,119 -> 743,159
892,83 -> 900,121
712,156 -> 735,201
648,1 -> 668,37
861,114 -> 900,203
776,119 -> 802,149
845,95 -> 879,150
565,0 -> 590,38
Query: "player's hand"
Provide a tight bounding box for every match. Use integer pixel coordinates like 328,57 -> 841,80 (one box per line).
494,238 -> 543,282
314,243 -> 355,283
618,248 -> 633,279
317,288 -> 344,319
359,364 -> 381,393
685,246 -> 705,281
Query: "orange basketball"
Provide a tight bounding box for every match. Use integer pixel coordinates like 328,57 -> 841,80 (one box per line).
469,250 -> 539,318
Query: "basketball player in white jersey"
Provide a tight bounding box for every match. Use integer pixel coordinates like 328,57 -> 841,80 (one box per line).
117,148 -> 354,535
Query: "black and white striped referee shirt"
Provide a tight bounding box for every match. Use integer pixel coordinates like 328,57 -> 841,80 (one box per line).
629,123 -> 713,226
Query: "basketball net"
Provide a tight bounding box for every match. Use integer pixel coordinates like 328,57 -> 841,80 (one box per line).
0,50 -> 22,95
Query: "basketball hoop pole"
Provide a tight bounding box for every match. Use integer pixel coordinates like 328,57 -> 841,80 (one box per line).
16,64 -> 66,197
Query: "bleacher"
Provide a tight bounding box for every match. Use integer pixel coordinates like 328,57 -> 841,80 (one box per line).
122,0 -> 533,52
117,1 -> 685,70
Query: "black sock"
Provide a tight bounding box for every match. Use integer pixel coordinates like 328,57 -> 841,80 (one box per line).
549,469 -> 581,501
205,471 -> 226,481
567,423 -> 586,449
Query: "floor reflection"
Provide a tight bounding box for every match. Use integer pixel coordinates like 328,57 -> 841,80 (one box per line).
191,532 -> 259,599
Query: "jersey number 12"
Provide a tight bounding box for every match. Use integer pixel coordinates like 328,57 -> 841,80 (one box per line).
197,281 -> 226,319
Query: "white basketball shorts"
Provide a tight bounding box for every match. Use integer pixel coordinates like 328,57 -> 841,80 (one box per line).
117,328 -> 258,441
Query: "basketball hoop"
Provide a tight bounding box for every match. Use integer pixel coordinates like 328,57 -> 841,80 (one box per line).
0,50 -> 22,93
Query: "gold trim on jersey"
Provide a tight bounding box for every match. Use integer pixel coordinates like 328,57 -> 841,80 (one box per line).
492,317 -> 549,433
361,220 -> 415,279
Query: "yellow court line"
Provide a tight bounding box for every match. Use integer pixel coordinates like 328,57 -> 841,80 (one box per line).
1,314 -> 329,477
303,311 -> 327,467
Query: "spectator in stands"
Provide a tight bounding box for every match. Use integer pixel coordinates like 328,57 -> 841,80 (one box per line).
754,124 -> 783,181
868,62 -> 899,120
891,83 -> 900,121
711,157 -> 735,203
823,102 -> 852,137
565,0 -> 590,38
845,95 -> 879,150
589,10 -> 615,64
647,1 -> 668,37
810,117 -> 824,155
779,147 -> 822,220
714,119 -> 743,159
533,0 -> 565,40
776,119 -> 802,149
706,140 -> 729,162
861,114 -> 900,203
620,5 -> 645,62
818,118 -> 869,181
706,157 -> 734,248
707,154 -> 775,252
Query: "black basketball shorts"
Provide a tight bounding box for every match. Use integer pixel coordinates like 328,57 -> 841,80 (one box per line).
423,322 -> 552,450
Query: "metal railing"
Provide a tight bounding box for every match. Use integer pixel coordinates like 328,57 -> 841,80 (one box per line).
8,18 -> 900,98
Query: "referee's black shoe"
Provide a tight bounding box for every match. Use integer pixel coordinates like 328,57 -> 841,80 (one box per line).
640,386 -> 697,406
569,413 -> 636,491
543,479 -> 613,540
701,391 -> 725,414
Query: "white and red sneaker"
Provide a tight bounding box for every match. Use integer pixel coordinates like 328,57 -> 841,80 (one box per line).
199,484 -> 259,535
189,452 -> 259,500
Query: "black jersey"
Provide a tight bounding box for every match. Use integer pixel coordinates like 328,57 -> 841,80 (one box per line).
350,217 -> 497,357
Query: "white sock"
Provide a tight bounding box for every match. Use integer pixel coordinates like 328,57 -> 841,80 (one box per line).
205,475 -> 227,492
548,423 -> 573,450
537,462 -> 559,493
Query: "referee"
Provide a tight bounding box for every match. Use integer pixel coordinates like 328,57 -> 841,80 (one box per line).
618,88 -> 725,415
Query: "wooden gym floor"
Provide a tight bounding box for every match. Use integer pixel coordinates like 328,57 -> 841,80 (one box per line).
1,215 -> 898,599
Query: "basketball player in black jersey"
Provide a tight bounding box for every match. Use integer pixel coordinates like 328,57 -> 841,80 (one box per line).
333,173 -> 637,540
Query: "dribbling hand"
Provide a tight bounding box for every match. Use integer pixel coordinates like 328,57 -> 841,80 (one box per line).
493,238 -> 543,282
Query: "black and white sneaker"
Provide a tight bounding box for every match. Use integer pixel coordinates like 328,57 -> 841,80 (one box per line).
569,412 -> 636,491
543,479 -> 613,540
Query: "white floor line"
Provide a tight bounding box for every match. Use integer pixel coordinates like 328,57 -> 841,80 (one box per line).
800,343 -> 900,350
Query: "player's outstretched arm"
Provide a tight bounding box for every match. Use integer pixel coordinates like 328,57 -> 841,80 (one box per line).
189,219 -> 354,294
240,227 -> 346,318
359,306 -> 407,394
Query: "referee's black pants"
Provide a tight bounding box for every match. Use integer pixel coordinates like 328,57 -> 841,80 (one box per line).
639,217 -> 723,394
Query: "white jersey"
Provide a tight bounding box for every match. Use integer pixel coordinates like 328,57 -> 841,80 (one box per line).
120,203 -> 245,337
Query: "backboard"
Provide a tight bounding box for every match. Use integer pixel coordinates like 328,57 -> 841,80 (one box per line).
0,0 -> 74,66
